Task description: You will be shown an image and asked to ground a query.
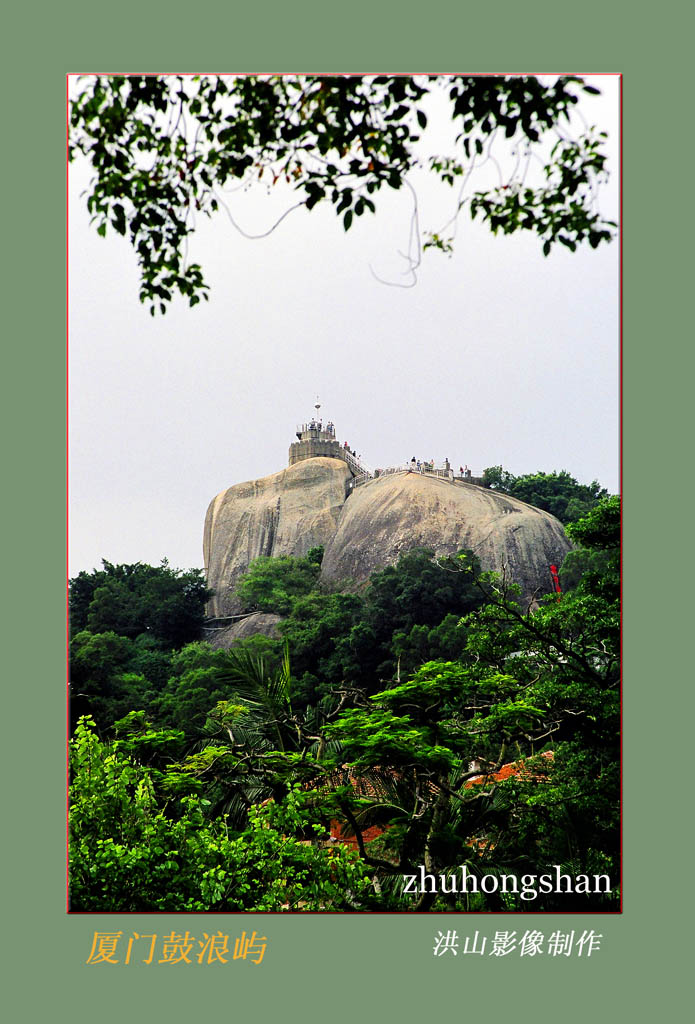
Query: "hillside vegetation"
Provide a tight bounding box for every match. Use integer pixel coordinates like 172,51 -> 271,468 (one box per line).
69,479 -> 620,912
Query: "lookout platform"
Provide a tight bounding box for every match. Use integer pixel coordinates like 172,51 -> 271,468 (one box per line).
287,405 -> 483,492
288,414 -> 371,481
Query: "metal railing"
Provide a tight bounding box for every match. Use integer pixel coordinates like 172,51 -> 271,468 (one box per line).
341,447 -> 372,479
345,473 -> 374,494
296,421 -> 336,438
348,464 -> 483,487
374,463 -> 455,481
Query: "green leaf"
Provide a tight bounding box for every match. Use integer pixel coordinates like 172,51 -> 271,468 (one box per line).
112,204 -> 126,236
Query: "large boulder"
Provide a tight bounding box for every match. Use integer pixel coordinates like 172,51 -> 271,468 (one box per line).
203,460 -> 572,617
202,612 -> 283,650
204,458 -> 350,616
320,472 -> 571,602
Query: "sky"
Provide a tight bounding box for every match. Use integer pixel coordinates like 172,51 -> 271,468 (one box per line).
68,74 -> 620,579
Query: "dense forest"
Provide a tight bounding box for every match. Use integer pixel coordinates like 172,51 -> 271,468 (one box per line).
68,470 -> 620,912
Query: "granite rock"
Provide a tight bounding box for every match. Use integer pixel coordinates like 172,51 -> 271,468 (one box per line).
320,472 -> 571,603
202,612 -> 283,650
204,460 -> 571,616
204,458 -> 350,616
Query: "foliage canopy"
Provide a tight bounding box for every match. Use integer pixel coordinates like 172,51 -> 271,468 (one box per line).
70,74 -> 616,313
69,559 -> 211,646
68,498 -> 620,911
481,467 -> 610,524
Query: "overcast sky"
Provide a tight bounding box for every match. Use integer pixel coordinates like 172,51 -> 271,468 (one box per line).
68,74 -> 620,579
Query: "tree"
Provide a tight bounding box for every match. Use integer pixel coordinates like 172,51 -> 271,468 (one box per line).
152,641 -> 234,740
481,465 -> 516,492
565,493 -> 620,549
69,560 -> 212,646
69,629 -> 139,729
276,590 -> 364,704
482,467 -> 609,524
273,547 -> 484,699
391,612 -> 469,678
69,74 -> 615,314
366,548 -> 483,633
69,717 -> 374,911
235,552 -> 321,615
215,642 -> 294,753
357,548 -> 483,684
560,494 -> 620,595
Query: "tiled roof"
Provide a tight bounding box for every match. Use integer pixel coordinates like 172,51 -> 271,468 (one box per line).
464,750 -> 554,788
329,753 -> 554,848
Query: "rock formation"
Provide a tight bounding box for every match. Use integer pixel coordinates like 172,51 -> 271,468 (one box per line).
204,458 -> 350,617
203,612 -> 283,650
204,457 -> 571,617
321,472 -> 570,600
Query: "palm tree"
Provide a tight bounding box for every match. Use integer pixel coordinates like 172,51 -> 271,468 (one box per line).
216,643 -> 293,752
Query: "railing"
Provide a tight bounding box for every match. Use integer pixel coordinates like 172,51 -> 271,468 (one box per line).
202,612 -> 255,630
341,447 -> 372,479
296,421 -> 336,438
345,473 -> 372,494
374,463 -> 455,481
292,425 -> 482,491
347,463 -> 485,490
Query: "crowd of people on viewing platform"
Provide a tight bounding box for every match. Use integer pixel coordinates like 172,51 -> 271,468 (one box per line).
404,457 -> 473,479
306,418 -> 335,435
365,459 -> 475,480
300,419 -> 475,480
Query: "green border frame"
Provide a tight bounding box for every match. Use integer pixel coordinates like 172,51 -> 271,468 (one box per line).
6,2 -> 685,1017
